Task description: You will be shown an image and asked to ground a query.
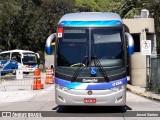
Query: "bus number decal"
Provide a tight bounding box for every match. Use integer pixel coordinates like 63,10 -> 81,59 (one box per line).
112,81 -> 122,87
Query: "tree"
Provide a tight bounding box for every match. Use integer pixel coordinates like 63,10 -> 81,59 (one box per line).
116,0 -> 160,53
74,0 -> 122,12
0,0 -> 75,52
0,0 -> 160,54
0,0 -> 26,50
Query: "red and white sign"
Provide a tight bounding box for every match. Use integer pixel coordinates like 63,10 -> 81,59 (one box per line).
57,27 -> 63,38
141,40 -> 151,55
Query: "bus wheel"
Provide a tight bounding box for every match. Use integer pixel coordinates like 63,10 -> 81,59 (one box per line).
12,68 -> 16,75
24,72 -> 29,74
1,72 -> 6,76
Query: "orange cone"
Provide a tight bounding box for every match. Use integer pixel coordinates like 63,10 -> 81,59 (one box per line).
32,68 -> 44,90
45,67 -> 54,84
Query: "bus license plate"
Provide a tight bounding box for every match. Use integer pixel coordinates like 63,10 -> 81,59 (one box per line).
84,98 -> 96,103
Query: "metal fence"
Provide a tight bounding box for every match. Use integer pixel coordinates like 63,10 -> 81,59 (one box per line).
148,55 -> 160,93
0,69 -> 46,91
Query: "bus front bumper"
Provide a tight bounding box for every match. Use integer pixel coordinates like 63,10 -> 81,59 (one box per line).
55,84 -> 126,106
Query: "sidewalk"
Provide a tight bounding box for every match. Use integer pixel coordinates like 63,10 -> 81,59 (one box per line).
127,84 -> 160,101
0,91 -> 37,103
0,84 -> 54,104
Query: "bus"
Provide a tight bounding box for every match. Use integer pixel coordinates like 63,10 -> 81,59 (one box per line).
46,12 -> 134,106
0,49 -> 40,75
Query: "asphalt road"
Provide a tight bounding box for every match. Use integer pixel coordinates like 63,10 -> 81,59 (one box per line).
0,73 -> 160,119
0,84 -> 160,120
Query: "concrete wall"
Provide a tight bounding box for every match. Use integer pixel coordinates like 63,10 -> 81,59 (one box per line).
123,18 -> 155,87
123,18 -> 155,33
130,53 -> 147,87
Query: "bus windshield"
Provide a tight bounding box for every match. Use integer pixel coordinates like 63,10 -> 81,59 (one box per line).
22,53 -> 37,65
57,27 -> 123,68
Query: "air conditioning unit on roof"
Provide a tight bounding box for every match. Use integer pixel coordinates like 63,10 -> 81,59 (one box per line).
141,9 -> 149,18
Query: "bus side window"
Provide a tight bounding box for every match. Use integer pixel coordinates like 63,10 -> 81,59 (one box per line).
16,54 -> 21,63
11,52 -> 21,63
11,55 -> 17,60
0,54 -> 3,60
11,52 -> 17,61
4,53 -> 10,60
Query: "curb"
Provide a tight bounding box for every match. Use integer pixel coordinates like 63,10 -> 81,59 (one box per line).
127,84 -> 160,101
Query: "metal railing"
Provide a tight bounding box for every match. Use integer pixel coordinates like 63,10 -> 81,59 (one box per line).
0,69 -> 46,91
147,55 -> 160,93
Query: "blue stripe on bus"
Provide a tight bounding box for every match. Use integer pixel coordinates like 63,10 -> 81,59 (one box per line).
55,77 -> 127,90
59,20 -> 122,27
46,46 -> 53,55
0,59 -> 37,72
128,46 -> 134,55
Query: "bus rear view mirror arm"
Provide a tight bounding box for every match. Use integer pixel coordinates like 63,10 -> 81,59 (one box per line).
46,33 -> 56,55
35,53 -> 40,58
125,32 -> 134,55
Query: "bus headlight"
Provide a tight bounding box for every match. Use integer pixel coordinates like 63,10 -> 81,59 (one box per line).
111,85 -> 125,92
117,85 -> 125,91
55,84 -> 70,91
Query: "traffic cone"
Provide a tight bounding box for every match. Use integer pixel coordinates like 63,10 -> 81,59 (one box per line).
32,68 -> 44,90
45,67 -> 54,84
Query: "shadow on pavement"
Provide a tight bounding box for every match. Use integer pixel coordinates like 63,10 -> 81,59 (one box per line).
53,105 -> 132,113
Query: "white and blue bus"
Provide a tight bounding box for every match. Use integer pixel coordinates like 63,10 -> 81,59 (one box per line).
0,49 -> 40,75
46,12 -> 134,106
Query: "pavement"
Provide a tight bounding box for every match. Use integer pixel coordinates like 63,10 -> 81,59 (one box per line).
0,84 -> 54,104
0,91 -> 37,103
127,84 -> 160,101
1,74 -> 160,103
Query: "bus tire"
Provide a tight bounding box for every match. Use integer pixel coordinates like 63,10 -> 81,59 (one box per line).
24,72 -> 29,74
1,72 -> 6,76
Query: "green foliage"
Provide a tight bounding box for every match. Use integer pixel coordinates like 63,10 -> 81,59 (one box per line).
0,0 -> 74,52
74,0 -> 99,12
116,0 -> 160,53
0,0 -> 160,54
74,0 -> 122,12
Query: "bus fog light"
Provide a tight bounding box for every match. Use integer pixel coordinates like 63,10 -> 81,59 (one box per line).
58,95 -> 65,102
115,96 -> 123,103
55,84 -> 60,89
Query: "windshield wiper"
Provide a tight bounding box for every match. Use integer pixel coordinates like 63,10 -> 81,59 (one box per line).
92,56 -> 109,82
71,56 -> 88,82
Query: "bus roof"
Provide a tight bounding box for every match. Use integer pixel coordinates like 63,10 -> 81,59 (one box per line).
0,49 -> 35,54
58,12 -> 122,27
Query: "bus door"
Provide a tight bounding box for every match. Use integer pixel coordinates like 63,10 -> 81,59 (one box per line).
10,52 -> 21,69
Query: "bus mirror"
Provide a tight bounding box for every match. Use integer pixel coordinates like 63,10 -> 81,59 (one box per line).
46,33 -> 56,55
35,53 -> 40,58
21,54 -> 24,58
125,32 -> 134,55
35,53 -> 40,64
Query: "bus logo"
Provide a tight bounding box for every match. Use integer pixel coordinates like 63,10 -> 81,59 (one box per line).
82,79 -> 98,83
